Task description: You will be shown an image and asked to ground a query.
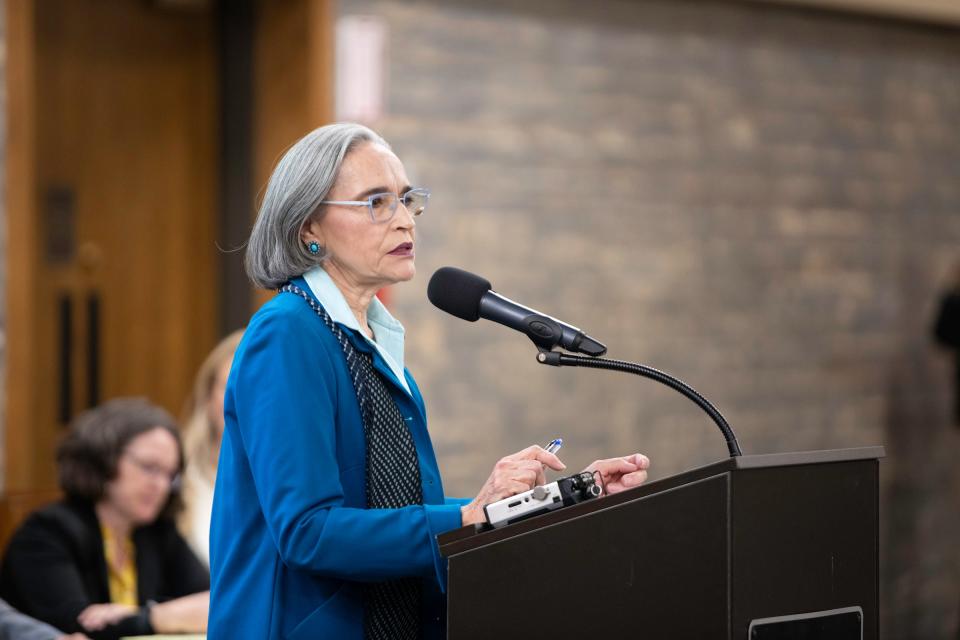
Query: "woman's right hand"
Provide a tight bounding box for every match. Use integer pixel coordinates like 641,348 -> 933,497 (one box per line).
460,445 -> 566,526
76,603 -> 138,631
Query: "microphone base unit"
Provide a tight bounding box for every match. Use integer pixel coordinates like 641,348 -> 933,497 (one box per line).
483,472 -> 601,529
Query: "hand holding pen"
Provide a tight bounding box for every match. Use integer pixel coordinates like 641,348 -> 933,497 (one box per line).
459,439 -> 566,526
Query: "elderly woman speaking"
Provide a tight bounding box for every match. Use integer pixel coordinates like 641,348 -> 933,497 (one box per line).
208,123 -> 650,640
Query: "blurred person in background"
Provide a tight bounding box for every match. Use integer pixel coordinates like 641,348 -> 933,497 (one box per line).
0,598 -> 87,640
934,262 -> 960,426
178,330 -> 243,567
0,398 -> 210,639
208,122 -> 650,639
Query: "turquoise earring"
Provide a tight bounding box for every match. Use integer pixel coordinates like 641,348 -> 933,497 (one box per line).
307,241 -> 321,255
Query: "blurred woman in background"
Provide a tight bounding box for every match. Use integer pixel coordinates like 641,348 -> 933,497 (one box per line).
0,598 -> 87,640
0,398 -> 210,639
178,330 -> 243,567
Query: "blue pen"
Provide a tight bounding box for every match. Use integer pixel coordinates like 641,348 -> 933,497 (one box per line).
544,438 -> 563,455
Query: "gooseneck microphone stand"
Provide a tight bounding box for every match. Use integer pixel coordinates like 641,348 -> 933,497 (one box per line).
535,349 -> 743,458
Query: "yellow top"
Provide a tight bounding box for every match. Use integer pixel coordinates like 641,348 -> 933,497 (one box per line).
101,525 -> 138,606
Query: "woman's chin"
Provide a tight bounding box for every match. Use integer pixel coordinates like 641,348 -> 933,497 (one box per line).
383,263 -> 416,284
134,504 -> 164,524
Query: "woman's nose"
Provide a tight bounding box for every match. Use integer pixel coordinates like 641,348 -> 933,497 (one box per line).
393,201 -> 417,229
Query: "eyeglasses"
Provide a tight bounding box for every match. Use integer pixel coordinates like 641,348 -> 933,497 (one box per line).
124,451 -> 180,487
321,187 -> 431,224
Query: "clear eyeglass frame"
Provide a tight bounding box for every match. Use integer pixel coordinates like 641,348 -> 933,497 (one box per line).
124,451 -> 181,488
320,187 -> 431,223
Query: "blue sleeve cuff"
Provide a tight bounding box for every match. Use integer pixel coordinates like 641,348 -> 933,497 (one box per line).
423,503 -> 464,592
444,497 -> 472,508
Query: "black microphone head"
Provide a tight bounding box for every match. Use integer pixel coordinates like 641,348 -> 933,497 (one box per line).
427,267 -> 492,322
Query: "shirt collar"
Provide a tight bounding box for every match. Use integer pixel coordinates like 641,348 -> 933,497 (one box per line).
302,266 -> 410,394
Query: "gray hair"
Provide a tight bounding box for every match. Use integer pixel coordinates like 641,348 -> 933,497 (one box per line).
245,123 -> 389,289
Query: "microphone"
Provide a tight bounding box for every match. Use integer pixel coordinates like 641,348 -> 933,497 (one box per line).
427,266 -> 607,357
427,267 -> 743,457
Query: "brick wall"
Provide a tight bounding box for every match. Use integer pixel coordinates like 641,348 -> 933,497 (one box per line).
338,0 -> 960,636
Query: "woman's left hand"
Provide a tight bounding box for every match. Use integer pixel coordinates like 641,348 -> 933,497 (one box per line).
584,453 -> 650,495
77,603 -> 139,631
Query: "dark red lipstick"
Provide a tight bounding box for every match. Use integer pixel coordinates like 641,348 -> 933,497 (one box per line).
388,242 -> 414,256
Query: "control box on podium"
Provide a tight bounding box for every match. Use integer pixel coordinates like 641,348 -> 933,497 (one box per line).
438,447 -> 882,639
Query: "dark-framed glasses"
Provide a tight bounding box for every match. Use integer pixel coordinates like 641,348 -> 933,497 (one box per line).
321,187 -> 431,223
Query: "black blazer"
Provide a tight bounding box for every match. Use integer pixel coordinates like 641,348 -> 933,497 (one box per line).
0,499 -> 209,640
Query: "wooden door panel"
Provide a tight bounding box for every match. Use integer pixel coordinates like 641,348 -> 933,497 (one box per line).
14,0 -> 218,490
6,0 -> 333,499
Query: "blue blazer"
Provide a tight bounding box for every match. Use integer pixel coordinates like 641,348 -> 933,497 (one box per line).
208,278 -> 467,639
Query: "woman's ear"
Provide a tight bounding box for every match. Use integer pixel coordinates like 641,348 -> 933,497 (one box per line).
301,215 -> 325,247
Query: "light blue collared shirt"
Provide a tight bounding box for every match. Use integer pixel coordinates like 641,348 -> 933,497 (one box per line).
303,266 -> 411,395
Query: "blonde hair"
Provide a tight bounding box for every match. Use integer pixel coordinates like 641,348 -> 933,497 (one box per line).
178,331 -> 243,558
181,330 -> 244,484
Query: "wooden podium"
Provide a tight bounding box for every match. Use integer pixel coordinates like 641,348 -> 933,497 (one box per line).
438,447 -> 883,639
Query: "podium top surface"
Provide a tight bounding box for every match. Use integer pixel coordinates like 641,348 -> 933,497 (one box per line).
726,446 -> 885,469
438,445 -> 885,557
